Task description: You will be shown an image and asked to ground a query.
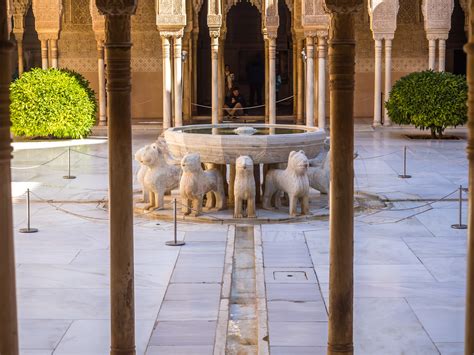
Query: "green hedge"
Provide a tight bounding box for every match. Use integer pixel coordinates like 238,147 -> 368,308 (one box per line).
385,70 -> 467,138
10,68 -> 97,139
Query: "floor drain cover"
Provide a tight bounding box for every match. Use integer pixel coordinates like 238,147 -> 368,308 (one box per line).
273,271 -> 308,281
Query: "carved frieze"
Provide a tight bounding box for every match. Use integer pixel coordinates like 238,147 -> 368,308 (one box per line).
95,0 -> 137,16
89,0 -> 105,42
368,0 -> 399,39
157,0 -> 186,30
302,0 -> 329,32
32,0 -> 63,37
421,0 -> 454,38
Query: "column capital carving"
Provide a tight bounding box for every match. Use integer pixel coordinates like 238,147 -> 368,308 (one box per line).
160,28 -> 184,38
302,0 -> 330,33
323,0 -> 364,14
421,0 -> 454,36
90,1 -> 106,44
209,28 -> 221,38
368,0 -> 398,40
32,0 -> 63,36
95,0 -> 137,16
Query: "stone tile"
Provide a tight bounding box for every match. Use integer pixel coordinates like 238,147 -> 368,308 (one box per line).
354,298 -> 438,354
270,346 -> 326,355
267,301 -> 327,322
416,209 -> 468,237
146,345 -> 214,355
19,319 -> 71,350
268,321 -> 327,347
184,231 -> 228,241
72,249 -> 180,265
175,252 -> 225,268
15,248 -> 79,264
157,300 -> 219,321
420,256 -> 466,282
164,283 -> 221,302
148,321 -> 217,346
266,283 -> 324,302
264,268 -> 318,283
436,343 -> 463,355
407,297 -> 464,343
54,319 -> 154,355
171,266 -> 223,283
403,236 -> 466,257
20,351 -> 52,355
178,241 -> 227,254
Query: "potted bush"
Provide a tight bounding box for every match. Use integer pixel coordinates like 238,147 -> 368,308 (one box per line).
10,68 -> 97,139
385,70 -> 467,138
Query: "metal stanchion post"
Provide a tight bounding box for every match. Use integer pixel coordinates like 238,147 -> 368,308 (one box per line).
166,198 -> 185,246
63,147 -> 76,179
19,188 -> 38,233
398,146 -> 412,179
451,185 -> 467,229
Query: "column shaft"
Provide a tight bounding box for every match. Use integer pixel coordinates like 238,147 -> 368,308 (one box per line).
373,39 -> 382,127
211,35 -> 219,125
16,34 -> 24,74
41,39 -> 48,69
162,36 -> 172,130
327,11 -> 356,355
292,34 -> 297,118
268,37 -> 277,125
465,13 -> 474,353
218,38 -> 224,123
305,36 -> 314,127
105,15 -> 136,355
265,39 -> 269,122
0,5 -> 19,353
296,38 -> 304,125
318,36 -> 327,130
174,36 -> 183,127
192,32 -> 199,116
98,43 -> 107,126
384,39 -> 392,125
439,39 -> 446,72
428,39 -> 436,70
182,35 -> 191,124
50,39 -> 58,68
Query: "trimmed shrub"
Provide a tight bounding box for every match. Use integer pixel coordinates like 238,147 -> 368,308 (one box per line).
385,70 -> 468,138
10,68 -> 97,139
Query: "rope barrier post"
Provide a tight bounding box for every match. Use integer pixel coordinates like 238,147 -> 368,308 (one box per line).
166,198 -> 185,246
452,185 -> 467,230
19,188 -> 38,233
398,146 -> 412,179
63,147 -> 76,180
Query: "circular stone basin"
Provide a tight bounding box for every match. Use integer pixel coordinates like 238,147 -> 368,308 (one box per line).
164,124 -> 326,164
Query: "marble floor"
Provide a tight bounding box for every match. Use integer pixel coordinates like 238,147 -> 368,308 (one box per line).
10,124 -> 468,354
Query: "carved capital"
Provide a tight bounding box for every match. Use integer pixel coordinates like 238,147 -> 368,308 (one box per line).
422,0 -> 454,34
95,0 -> 137,16
207,13 -> 222,29
159,28 -> 184,38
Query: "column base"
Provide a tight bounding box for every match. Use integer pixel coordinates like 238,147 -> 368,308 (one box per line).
372,121 -> 382,128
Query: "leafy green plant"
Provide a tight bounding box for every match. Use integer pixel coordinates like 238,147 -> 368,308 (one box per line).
10,68 -> 97,139
385,70 -> 467,138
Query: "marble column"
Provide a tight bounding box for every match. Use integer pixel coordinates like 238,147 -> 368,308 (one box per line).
218,38 -> 224,123
162,35 -> 172,130
305,36 -> 314,127
210,33 -> 219,124
14,31 -> 24,74
103,12 -> 136,355
384,38 -> 392,125
326,5 -> 360,354
465,2 -> 474,352
428,38 -> 436,70
192,30 -> 199,116
373,38 -> 382,127
40,38 -> 48,69
296,38 -> 304,125
439,38 -> 446,72
265,39 -> 269,122
0,2 -> 19,353
174,35 -> 183,127
292,34 -> 297,118
98,42 -> 107,126
50,39 -> 58,68
183,34 -> 191,124
317,35 -> 327,130
268,36 -> 277,125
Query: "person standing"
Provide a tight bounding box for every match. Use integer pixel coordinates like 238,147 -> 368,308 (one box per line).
224,65 -> 235,97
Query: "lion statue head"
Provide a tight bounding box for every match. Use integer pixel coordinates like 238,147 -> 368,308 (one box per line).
236,155 -> 254,173
288,150 -> 309,175
181,153 -> 202,173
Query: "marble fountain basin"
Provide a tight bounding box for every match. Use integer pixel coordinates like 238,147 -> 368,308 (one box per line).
164,123 -> 326,164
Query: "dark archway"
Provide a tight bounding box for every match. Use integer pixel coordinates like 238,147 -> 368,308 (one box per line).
446,0 -> 467,75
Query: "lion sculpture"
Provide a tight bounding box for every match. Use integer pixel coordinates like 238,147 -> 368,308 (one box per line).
234,155 -> 256,218
263,150 -> 310,217
179,153 -> 226,216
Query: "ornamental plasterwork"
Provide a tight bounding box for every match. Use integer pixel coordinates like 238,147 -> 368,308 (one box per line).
264,0 -> 279,32
207,0 -> 222,29
368,0 -> 399,38
458,0 -> 468,32
421,0 -> 454,37
398,0 -> 420,24
132,0 -> 156,30
301,0 -> 329,33
31,0 -> 63,36
157,0 -> 186,30
89,0 -> 105,42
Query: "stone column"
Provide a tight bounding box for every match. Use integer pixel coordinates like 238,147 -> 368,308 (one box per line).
183,34 -> 191,124
174,35 -> 183,127
373,38 -> 382,127
14,31 -> 24,74
325,2 -> 361,353
218,38 -> 224,123
296,38 -> 304,125
305,36 -> 314,127
192,30 -> 199,116
317,34 -> 327,130
210,33 -> 219,124
465,1 -> 474,352
40,38 -> 48,69
0,2 -> 19,353
98,3 -> 137,352
50,39 -> 58,68
265,39 -> 269,122
439,38 -> 446,72
292,34 -> 297,117
428,38 -> 436,70
162,35 -> 172,130
384,38 -> 392,125
98,42 -> 107,126
268,35 -> 277,125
